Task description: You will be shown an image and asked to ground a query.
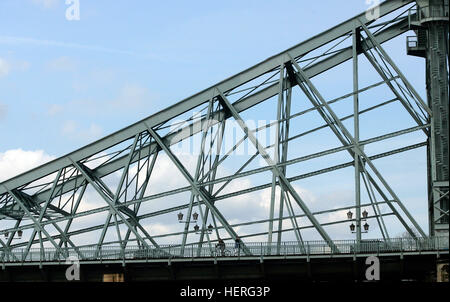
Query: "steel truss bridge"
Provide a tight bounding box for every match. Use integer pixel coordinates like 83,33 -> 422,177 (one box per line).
0,236 -> 448,264
0,0 -> 448,281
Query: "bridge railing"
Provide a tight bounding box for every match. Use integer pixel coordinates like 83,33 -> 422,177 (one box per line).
409,4 -> 449,24
1,236 -> 448,264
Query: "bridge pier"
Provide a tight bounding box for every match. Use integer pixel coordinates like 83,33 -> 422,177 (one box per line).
437,260 -> 449,282
352,258 -> 358,281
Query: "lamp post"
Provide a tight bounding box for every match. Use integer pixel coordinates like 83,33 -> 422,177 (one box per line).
177,212 -> 214,234
177,212 -> 199,224
194,224 -> 214,234
347,210 -> 370,234
4,230 -> 23,240
349,222 -> 369,233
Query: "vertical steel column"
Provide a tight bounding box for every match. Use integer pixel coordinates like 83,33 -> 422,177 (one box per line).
289,55 -> 427,238
182,99 -> 213,254
145,122 -> 252,256
353,28 -> 362,243
217,89 -> 337,251
420,0 -> 449,236
3,187 -> 65,257
269,62 -> 284,247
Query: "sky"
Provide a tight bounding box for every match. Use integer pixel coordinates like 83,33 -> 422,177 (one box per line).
0,0 -> 383,156
0,0 -> 431,246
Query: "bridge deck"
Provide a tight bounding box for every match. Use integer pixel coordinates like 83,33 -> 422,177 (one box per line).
1,237 -> 448,267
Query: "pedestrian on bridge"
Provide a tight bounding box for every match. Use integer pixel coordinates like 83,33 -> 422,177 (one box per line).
216,238 -> 226,256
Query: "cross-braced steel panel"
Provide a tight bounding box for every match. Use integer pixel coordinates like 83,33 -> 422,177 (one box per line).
1,0 -> 448,261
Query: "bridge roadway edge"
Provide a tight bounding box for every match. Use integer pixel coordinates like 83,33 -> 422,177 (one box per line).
0,252 -> 447,282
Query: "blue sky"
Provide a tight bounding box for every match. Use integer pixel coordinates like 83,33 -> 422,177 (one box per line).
0,0 -> 381,155
0,0 -> 431,242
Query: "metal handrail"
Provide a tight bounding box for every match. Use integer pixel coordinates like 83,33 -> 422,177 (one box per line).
0,236 -> 448,264
417,4 -> 449,23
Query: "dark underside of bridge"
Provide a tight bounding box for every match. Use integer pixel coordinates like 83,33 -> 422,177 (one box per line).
1,254 -> 447,282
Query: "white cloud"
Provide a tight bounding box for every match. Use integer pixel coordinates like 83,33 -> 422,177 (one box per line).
0,149 -> 55,182
0,58 -> 10,77
144,223 -> 173,236
0,146 -> 347,244
0,57 -> 30,77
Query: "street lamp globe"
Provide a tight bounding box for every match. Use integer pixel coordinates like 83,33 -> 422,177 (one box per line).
347,210 -> 353,220
362,209 -> 368,219
193,224 -> 200,232
177,212 -> 184,221
192,212 -> 199,221
363,222 -> 370,231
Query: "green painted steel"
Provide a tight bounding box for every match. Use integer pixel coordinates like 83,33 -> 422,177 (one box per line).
0,236 -> 447,265
1,0 -> 447,261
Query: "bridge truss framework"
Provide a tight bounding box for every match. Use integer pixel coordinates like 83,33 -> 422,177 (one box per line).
0,0 -> 448,262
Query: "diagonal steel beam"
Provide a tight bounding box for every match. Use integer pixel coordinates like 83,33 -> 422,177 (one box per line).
2,185 -> 66,258
269,62 -> 285,247
21,169 -> 84,260
358,20 -> 431,116
122,151 -> 159,249
361,42 -> 429,136
0,1 -> 414,198
23,168 -> 63,258
1,135 -> 426,251
145,122 -> 252,256
5,16 -> 413,213
57,182 -> 87,248
0,219 -> 21,262
289,56 -> 427,238
182,98 -> 214,253
69,159 -> 160,251
216,89 -> 337,251
196,118 -> 227,255
94,134 -> 141,254
290,59 -> 417,238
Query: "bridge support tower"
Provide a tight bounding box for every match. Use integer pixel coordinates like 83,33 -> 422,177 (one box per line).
408,0 -> 449,238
